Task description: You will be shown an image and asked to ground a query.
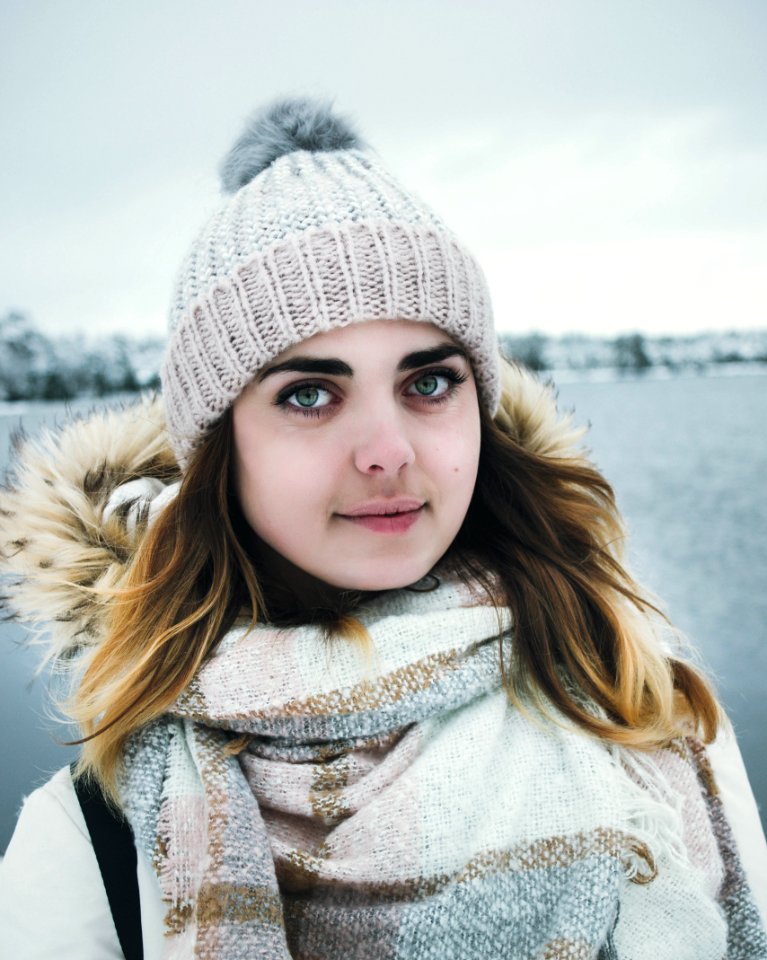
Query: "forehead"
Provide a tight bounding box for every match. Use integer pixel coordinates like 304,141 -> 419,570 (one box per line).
274,318 -> 456,360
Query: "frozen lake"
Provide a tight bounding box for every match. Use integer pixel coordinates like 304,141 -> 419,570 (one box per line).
1,371 -> 765,851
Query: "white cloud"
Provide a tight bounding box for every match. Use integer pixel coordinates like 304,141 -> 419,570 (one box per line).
399,111 -> 766,243
390,112 -> 767,335
480,231 -> 767,335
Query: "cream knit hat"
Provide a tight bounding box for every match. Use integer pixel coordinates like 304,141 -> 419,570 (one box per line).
161,98 -> 500,464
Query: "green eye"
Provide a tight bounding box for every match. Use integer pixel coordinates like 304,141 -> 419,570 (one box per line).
277,382 -> 335,415
414,375 -> 439,396
294,386 -> 320,407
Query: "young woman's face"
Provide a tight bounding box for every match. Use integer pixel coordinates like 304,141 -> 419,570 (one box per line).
231,319 -> 482,592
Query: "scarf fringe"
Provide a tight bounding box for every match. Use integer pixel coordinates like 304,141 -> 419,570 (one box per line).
610,743 -> 690,883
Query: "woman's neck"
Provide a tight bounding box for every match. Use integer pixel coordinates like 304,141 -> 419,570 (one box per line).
250,537 -> 368,625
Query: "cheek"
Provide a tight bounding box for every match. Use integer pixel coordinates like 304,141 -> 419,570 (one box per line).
419,430 -> 480,535
453,441 -> 481,503
233,429 -> 335,536
232,423 -> 280,532
437,413 -> 481,487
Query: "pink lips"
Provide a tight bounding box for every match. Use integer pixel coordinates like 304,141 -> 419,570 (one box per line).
338,498 -> 426,534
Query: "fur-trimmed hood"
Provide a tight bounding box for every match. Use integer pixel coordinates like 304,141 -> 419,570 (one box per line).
0,395 -> 179,661
0,365 -> 585,664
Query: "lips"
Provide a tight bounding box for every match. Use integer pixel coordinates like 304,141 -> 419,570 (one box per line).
341,498 -> 425,517
337,498 -> 426,534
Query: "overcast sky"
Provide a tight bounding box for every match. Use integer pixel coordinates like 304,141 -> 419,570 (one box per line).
2,0 -> 765,338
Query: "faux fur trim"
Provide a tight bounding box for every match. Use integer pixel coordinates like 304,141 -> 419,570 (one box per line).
495,361 -> 586,459
0,395 -> 178,662
0,365 -> 586,662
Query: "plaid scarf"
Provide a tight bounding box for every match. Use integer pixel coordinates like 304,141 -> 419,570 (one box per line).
118,579 -> 766,959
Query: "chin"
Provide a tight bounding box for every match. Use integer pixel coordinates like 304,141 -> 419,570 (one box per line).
325,559 -> 438,593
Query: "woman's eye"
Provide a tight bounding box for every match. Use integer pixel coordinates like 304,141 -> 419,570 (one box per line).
277,382 -> 336,413
408,372 -> 455,399
414,375 -> 441,396
290,385 -> 326,408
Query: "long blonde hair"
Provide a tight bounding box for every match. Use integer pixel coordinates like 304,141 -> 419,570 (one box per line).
71,361 -> 719,799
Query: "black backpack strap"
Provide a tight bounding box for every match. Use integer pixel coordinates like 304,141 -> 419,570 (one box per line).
70,763 -> 144,960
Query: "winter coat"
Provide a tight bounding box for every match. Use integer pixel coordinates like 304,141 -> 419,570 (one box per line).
0,387 -> 765,957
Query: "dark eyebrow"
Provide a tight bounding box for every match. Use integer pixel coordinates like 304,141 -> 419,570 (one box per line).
257,357 -> 354,381
257,342 -> 467,382
397,344 -> 469,372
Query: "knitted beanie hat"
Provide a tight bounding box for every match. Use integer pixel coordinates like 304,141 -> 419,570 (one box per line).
161,98 -> 500,464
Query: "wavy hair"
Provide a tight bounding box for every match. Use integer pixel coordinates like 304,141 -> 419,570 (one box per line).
71,360 -> 720,799
452,362 -> 719,743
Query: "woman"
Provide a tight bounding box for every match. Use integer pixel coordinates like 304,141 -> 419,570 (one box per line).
0,98 -> 765,959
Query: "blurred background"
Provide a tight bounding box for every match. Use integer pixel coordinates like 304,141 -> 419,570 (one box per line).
1,0 -> 765,850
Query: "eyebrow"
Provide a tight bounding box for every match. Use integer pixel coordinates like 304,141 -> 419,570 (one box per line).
257,343 -> 468,381
257,357 -> 353,381
397,344 -> 468,372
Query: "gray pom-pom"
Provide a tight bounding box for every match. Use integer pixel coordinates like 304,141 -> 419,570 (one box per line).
219,97 -> 364,194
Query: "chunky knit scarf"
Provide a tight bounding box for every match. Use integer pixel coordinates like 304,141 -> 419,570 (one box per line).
118,579 -> 766,960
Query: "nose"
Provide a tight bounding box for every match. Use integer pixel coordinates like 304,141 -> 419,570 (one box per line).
352,411 -> 416,476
